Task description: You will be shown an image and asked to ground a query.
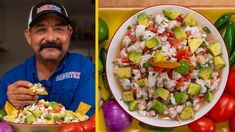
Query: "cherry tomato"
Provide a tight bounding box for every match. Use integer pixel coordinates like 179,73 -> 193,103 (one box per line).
229,114 -> 235,132
208,93 -> 235,122
188,117 -> 216,132
226,69 -> 235,97
60,123 -> 84,132
80,119 -> 95,132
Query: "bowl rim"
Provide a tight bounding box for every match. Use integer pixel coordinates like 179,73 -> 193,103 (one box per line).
105,4 -> 229,128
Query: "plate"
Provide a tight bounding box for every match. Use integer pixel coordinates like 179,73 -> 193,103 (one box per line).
3,119 -> 62,132
106,5 -> 229,127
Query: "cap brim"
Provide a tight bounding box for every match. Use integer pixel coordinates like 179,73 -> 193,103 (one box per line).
29,10 -> 71,28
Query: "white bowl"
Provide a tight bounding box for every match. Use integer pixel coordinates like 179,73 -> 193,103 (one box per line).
106,5 -> 229,127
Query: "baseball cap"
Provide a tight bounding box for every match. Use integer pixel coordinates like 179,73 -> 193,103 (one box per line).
28,0 -> 71,29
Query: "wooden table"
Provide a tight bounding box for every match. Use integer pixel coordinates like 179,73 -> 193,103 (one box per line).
99,0 -> 235,8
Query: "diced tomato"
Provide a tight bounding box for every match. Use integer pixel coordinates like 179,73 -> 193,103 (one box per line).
203,49 -> 209,54
153,66 -> 165,73
185,31 -> 191,37
184,73 -> 192,80
132,65 -> 140,69
176,15 -> 184,22
178,77 -> 186,82
189,65 -> 194,72
131,88 -> 138,93
121,56 -> 129,63
163,30 -> 174,37
176,81 -> 185,87
148,27 -> 157,33
143,47 -> 149,53
217,71 -> 222,78
169,38 -> 181,47
127,32 -> 137,43
176,49 -> 193,60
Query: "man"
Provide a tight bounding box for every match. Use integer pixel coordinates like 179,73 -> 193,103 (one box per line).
0,0 -> 95,116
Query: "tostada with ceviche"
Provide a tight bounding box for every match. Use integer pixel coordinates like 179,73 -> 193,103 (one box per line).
3,83 -> 91,124
113,8 -> 226,121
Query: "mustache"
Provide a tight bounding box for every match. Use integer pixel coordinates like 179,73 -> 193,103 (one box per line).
39,42 -> 62,52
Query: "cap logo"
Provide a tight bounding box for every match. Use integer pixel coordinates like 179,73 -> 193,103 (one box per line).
37,4 -> 61,14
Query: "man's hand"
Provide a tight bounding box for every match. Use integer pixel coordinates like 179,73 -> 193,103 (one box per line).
7,81 -> 38,109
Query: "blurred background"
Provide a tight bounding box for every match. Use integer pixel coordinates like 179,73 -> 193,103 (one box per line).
0,0 -> 95,76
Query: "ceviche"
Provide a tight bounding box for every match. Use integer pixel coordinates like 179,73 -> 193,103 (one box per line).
3,99 -> 88,124
113,8 -> 226,121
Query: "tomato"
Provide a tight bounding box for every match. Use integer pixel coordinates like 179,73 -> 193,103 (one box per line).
98,17 -> 109,44
208,93 -> 235,122
169,38 -> 181,47
176,49 -> 193,60
229,114 -> 235,132
121,57 -> 129,63
80,119 -> 95,132
188,117 -> 215,132
185,31 -> 191,37
226,69 -> 235,97
60,123 -> 84,132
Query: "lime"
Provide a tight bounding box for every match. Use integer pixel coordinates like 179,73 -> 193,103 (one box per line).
99,17 -> 109,44
0,109 -> 7,121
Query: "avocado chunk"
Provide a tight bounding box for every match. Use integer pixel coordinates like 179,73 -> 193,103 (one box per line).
163,8 -> 181,20
199,67 -> 213,80
188,38 -> 203,53
207,41 -> 222,56
188,83 -> 201,96
155,87 -> 170,101
174,92 -> 189,104
32,110 -> 42,117
153,52 -> 167,62
128,100 -> 138,111
205,91 -> 214,102
26,115 -> 36,124
129,52 -> 142,64
49,101 -> 59,110
137,78 -> 149,87
183,13 -> 197,26
214,56 -> 226,70
180,106 -> 195,120
145,37 -> 160,49
52,113 -> 65,120
122,91 -> 134,101
152,99 -> 165,113
173,27 -> 186,41
137,13 -> 149,26
174,60 -> 191,75
116,67 -> 131,79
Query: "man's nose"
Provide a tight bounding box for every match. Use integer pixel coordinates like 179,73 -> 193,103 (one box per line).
45,28 -> 57,42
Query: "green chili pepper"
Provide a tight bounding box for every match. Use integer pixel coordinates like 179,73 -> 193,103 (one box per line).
214,13 -> 234,30
230,50 -> 235,67
219,24 -> 227,38
224,20 -> 234,56
99,48 -> 112,101
100,48 -> 107,72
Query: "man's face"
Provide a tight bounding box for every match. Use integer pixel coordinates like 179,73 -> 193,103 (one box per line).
24,14 -> 73,62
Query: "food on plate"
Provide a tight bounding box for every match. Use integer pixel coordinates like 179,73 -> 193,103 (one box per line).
113,8 -> 226,121
29,83 -> 48,95
3,99 -> 89,124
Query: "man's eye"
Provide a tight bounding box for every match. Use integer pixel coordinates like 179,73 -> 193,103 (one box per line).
54,26 -> 65,32
36,28 -> 46,32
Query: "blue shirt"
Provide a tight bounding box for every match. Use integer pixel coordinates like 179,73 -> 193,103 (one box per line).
0,52 -> 95,116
